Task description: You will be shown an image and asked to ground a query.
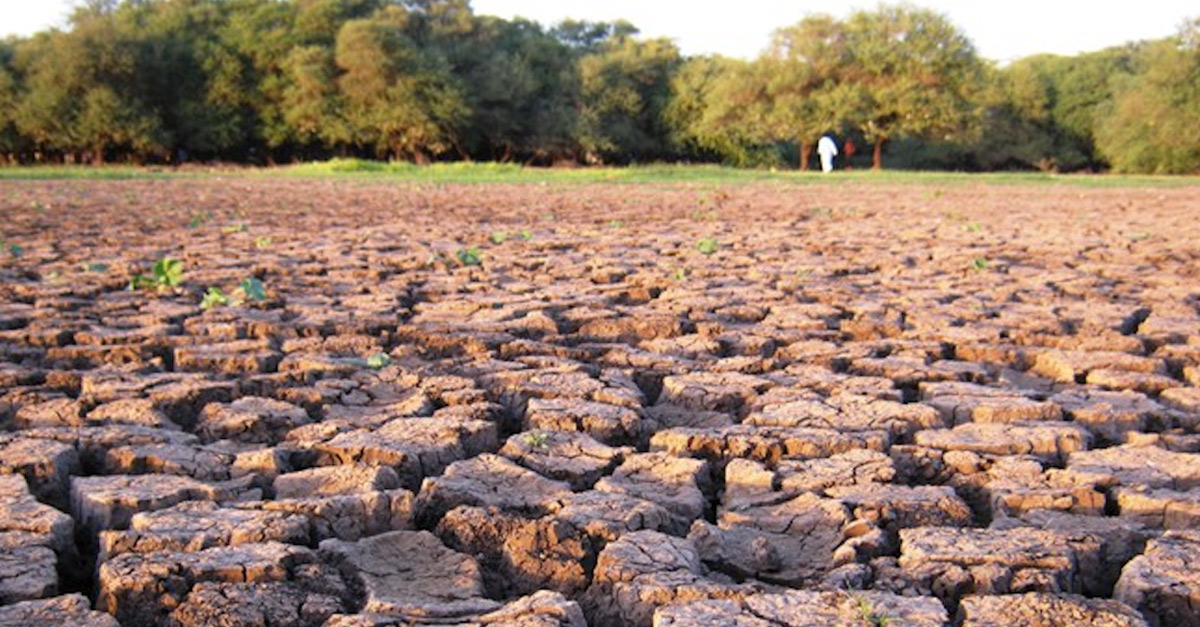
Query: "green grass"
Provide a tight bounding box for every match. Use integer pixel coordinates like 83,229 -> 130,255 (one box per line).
0,158 -> 1195,187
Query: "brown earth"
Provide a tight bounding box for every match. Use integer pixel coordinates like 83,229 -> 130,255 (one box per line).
1,177 -> 1199,625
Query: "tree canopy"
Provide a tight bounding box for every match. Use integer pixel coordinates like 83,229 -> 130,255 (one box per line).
0,0 -> 1194,173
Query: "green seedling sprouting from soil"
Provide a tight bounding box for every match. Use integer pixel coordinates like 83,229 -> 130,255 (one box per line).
200,287 -> 229,310
239,277 -> 267,302
971,257 -> 989,271
188,211 -> 212,229
82,263 -> 108,273
1128,232 -> 1150,242
130,257 -> 184,291
1,240 -> 23,258
456,247 -> 483,266
518,229 -> 534,241
853,594 -> 893,627
366,352 -> 393,369
490,231 -> 508,245
524,431 -> 549,448
696,238 -> 719,256
222,223 -> 248,234
608,220 -> 625,229
965,222 -> 981,233
255,237 -> 274,249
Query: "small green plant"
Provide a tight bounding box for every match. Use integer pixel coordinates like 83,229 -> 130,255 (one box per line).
490,231 -> 508,245
853,594 -> 893,627
130,257 -> 184,291
222,223 -> 248,234
524,431 -> 550,448
254,236 -> 274,249
673,267 -> 688,282
696,238 -> 719,256
200,287 -> 229,310
970,257 -> 988,271
7,243 -> 23,257
964,222 -> 981,233
607,219 -> 625,229
1128,231 -> 1150,242
366,352 -> 393,369
455,247 -> 483,266
517,229 -> 534,241
187,211 -> 212,229
238,277 -> 267,302
82,262 -> 108,273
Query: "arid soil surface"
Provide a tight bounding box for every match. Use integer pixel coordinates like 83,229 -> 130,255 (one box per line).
0,178 -> 1199,626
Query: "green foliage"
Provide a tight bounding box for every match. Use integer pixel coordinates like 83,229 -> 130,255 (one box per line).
366,352 -> 393,369
695,238 -> 719,255
489,231 -> 508,245
254,236 -> 274,249
200,286 -> 230,310
153,257 -> 184,287
971,257 -> 988,271
455,246 -> 483,266
607,219 -> 625,229
239,277 -> 267,302
517,229 -> 534,241
524,431 -> 549,448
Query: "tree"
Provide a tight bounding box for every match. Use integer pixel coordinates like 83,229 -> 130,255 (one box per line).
577,34 -> 680,163
840,3 -> 983,169
334,9 -> 467,161
1096,20 -> 1200,174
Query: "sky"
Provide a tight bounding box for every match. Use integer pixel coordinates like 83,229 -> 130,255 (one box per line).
2,0 -> 1195,63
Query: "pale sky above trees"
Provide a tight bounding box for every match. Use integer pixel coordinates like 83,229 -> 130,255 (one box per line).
2,0 -> 1194,62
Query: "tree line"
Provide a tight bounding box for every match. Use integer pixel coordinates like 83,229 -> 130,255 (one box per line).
0,0 -> 1196,173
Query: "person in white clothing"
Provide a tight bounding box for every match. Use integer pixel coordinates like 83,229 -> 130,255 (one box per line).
817,135 -> 838,173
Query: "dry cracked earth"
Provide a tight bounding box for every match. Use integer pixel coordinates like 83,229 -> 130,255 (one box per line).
0,178 -> 1198,627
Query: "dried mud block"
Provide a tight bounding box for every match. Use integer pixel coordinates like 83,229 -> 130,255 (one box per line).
779,365 -> 903,401
195,396 -> 310,444
236,489 -> 413,542
653,590 -> 947,627
1115,530 -> 1200,627
578,314 -> 685,344
323,590 -> 586,627
145,377 -> 237,428
595,452 -> 711,524
321,530 -> 499,619
174,340 -> 282,375
973,457 -> 1107,519
847,356 -> 977,388
0,594 -> 120,627
0,436 -> 80,506
1115,487 -> 1200,529
656,372 -> 772,417
97,542 -> 332,627
825,484 -> 972,534
913,422 -> 1091,465
924,394 -> 1063,426
1051,389 -> 1173,445
641,404 -> 734,431
722,451 -> 896,510
1161,386 -> 1200,414
1032,350 -> 1165,384
0,475 -> 73,556
893,526 -> 1099,606
102,442 -> 272,482
585,530 -> 760,627
0,532 -> 58,604
957,592 -> 1149,627
11,397 -> 84,428
415,454 -> 571,525
1068,444 -> 1200,490
167,581 -> 344,627
97,500 -> 309,562
22,425 -> 198,472
436,506 -> 593,597
745,394 -> 943,441
316,417 -> 498,489
1087,369 -> 1182,395
70,474 -> 235,534
992,510 -> 1154,597
499,430 -> 632,490
524,398 -> 648,447
86,398 -> 177,430
273,465 -> 400,499
651,425 -> 889,469
545,490 -> 685,540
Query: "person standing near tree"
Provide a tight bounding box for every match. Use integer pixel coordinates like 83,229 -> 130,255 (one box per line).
817,135 -> 838,173
843,138 -> 856,170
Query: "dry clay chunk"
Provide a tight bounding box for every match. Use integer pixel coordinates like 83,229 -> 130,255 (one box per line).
653,590 -> 947,627
1116,530 -> 1200,627
957,593 -> 1148,627
323,590 -> 586,627
0,594 -> 120,627
320,530 -> 499,619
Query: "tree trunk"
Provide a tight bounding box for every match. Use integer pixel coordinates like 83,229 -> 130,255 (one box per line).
799,142 -> 812,172
872,139 -> 885,171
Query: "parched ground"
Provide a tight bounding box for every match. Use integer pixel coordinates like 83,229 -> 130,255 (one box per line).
0,177 -> 1198,626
